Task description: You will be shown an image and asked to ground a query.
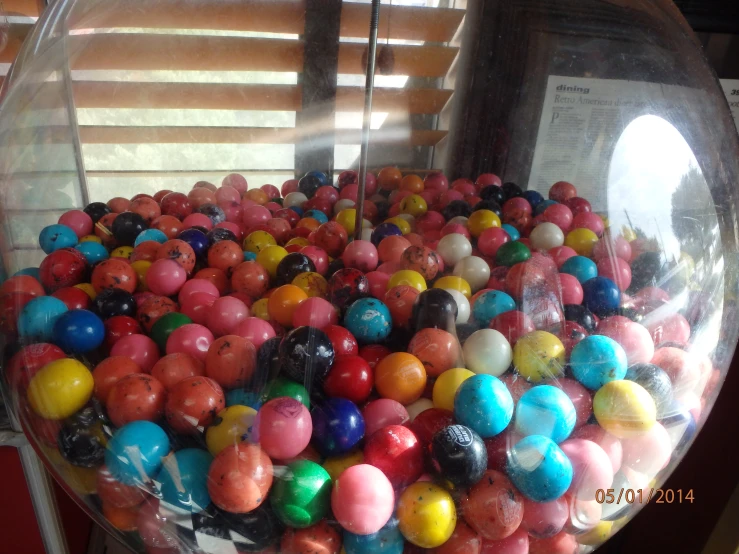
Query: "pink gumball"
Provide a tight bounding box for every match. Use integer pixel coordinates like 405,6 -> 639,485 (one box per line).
178,279 -> 220,304
165,323 -> 214,362
256,397 -> 312,460
342,240 -> 379,272
416,211 -> 446,234
300,246 -> 329,275
215,186 -> 241,204
452,179 -> 476,196
419,190 -> 441,208
134,292 -> 157,308
340,184 -> 360,202
424,172 -> 449,192
58,210 -> 93,238
521,496 -> 568,539
261,184 -> 280,199
265,218 -> 291,243
111,334 -> 160,373
364,173 -> 378,197
571,424 -> 622,474
549,246 -> 577,269
476,173 -> 502,189
377,261 -> 402,275
315,185 -> 339,204
242,206 -> 272,228
621,422 -> 672,476
331,464 -> 394,535
147,259 -> 187,296
592,235 -> 632,262
438,190 -> 464,209
362,399 -> 410,437
233,317 -> 276,349
292,297 -> 337,329
542,204 -> 573,232
572,213 -> 604,237
560,439 -> 614,500
596,257 -> 632,291
222,173 -> 248,194
478,227 -> 510,258
215,221 -> 242,239
565,197 -> 592,216
644,312 -> 691,346
558,273 -> 583,305
206,296 -> 250,337
481,528 -> 529,554
219,202 -> 243,225
181,213 -> 213,230
596,316 -> 654,365
557,378 -> 592,429
180,291 -> 218,325
440,223 -> 470,239
366,271 -> 391,298
281,179 -> 299,196
264,202 -> 282,214
241,198 -> 257,210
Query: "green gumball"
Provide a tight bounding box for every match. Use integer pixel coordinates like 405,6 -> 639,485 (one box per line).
150,312 -> 192,351
270,460 -> 332,528
262,377 -> 310,409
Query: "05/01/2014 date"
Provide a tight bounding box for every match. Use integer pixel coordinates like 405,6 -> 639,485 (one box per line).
595,488 -> 695,504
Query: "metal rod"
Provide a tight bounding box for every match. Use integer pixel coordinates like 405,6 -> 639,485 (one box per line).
353,0 -> 381,241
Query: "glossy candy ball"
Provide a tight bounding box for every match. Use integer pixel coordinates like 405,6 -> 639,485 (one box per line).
397,482 -> 457,548
165,376 -> 225,434
52,309 -> 105,353
593,380 -> 656,438
513,331 -> 565,382
454,374 -> 514,438
472,290 -> 516,326
146,258 -> 187,296
570,335 -> 628,390
331,464 -> 394,535
344,298 -> 392,344
18,296 -> 69,342
40,224 -> 78,254
271,459 -> 332,528
207,443 -> 273,513
112,212 -> 148,246
515,386 -> 576,443
105,421 -> 170,485
560,256 -> 597,283
431,424 -> 487,487
463,329 -> 512,377
257,397 -> 313,460
279,325 -> 335,386
364,424 -> 423,488
344,517 -> 404,554
374,352 -> 427,405
461,469 -> 524,540
27,358 -> 93,420
312,398 -> 365,456
582,276 -> 621,316
507,435 -> 573,502
156,448 -> 213,512
324,355 -> 374,404
437,233 -> 472,266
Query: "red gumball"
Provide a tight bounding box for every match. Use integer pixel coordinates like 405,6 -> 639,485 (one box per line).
409,408 -> 454,447
151,353 -> 205,391
483,429 -> 520,472
160,192 -> 193,220
490,310 -> 535,346
6,343 -> 66,389
138,296 -> 178,333
564,197 -> 591,216
51,286 -> 91,311
384,285 -> 420,328
231,261 -> 270,299
359,344 -> 392,369
363,425 -> 423,488
107,373 -> 166,427
461,470 -> 524,541
0,293 -> 31,336
204,335 -> 256,389
104,315 -> 142,351
313,221 -> 349,258
572,212 -> 604,237
549,181 -> 577,203
323,324 -> 359,357
92,258 -> 137,294
207,443 -> 273,513
424,172 -> 450,192
194,268 -> 229,296
478,227 -> 511,258
40,248 -> 89,293
323,355 -> 374,404
130,197 -> 162,225
165,376 -> 225,434
93,356 -> 143,403
400,246 -> 440,280
416,211 -> 446,234
559,273 -> 584,305
596,257 -> 632,291
157,240 -> 196,274
1,275 -> 45,297
131,241 -> 162,263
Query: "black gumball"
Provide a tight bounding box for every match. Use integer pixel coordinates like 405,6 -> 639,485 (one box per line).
375,200 -> 391,221
326,257 -> 346,278
94,288 -> 137,319
255,336 -> 282,392
625,363 -> 673,417
456,322 -> 479,345
502,182 -> 524,200
112,212 -> 148,246
430,424 -> 487,488
276,253 -> 316,286
564,304 -> 596,333
214,503 -> 284,552
83,202 -> 112,224
442,200 -> 472,221
278,326 -> 335,387
328,268 -> 369,310
628,251 -> 662,293
480,185 -> 505,205
473,199 -> 502,217
207,227 -> 238,246
298,174 -> 324,199
412,288 -> 458,331
58,425 -> 106,468
195,203 -> 226,225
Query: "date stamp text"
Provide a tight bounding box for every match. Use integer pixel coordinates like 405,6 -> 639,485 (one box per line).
595,488 -> 694,504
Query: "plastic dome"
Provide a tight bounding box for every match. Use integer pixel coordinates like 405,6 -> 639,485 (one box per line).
0,0 -> 738,552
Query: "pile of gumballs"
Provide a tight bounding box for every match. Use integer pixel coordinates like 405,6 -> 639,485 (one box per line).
1,167 -> 718,554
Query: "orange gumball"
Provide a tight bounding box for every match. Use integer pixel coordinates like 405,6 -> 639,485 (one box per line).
188,187 -> 216,209
268,284 -> 308,327
103,502 -> 140,531
400,174 -> 424,193
378,236 -> 412,263
408,328 -> 461,377
151,215 -> 183,240
207,241 -> 243,277
232,261 -> 271,299
281,520 -> 341,554
91,259 -> 137,294
404,233 -> 425,248
384,285 -> 420,328
94,213 -> 118,247
194,267 -> 229,296
374,352 -> 427,405
107,197 -> 130,213
131,241 -> 161,263
245,188 -> 269,205
207,443 -> 273,513
157,239 -> 196,274
296,217 -> 321,232
378,167 -> 403,191
129,197 -> 161,225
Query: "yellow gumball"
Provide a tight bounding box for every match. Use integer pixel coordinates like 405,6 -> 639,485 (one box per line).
434,276 -> 471,299
397,482 -> 457,548
593,380 -> 656,438
336,209 -> 358,235
579,520 -> 614,546
400,194 -> 428,217
433,368 -> 475,411
467,209 -> 501,238
385,216 -> 411,235
131,260 -> 151,292
322,449 -> 364,481
110,246 -> 134,260
74,283 -> 97,300
292,272 -> 328,298
513,331 -> 565,382
252,298 -> 270,320
27,358 -> 94,420
565,228 -> 599,257
387,270 -> 427,293
285,237 -> 311,249
79,234 -> 102,244
205,405 -> 258,456
243,230 -> 277,254
256,245 -> 288,278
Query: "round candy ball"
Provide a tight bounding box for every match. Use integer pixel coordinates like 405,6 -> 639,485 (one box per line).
257,397 -> 313,460
105,421 -> 170,485
397,482 -> 457,548
51,309 -> 105,354
582,276 -> 621,316
512,331 -> 565,382
437,233 -> 472,266
18,296 -> 69,342
278,325 -> 335,386
271,460 -> 332,528
374,352 -> 427,405
471,290 -> 516,326
364,424 -> 423,488
344,517 -> 404,554
39,224 -> 78,254
430,424 -> 487,487
453,256 -> 491,292
331,464 -> 395,535
570,335 -> 628,390
311,398 -> 365,456
146,258 -> 188,296
207,443 -> 273,513
27,358 -> 94,420
205,404 -> 258,456
624,363 -> 673,417
460,469 -> 524,540
156,448 -> 213,512
462,329 -> 512,377
560,256 -> 598,283
362,399 -> 410,436
454,374 -> 513,438
344,298 -> 393,344
593,380 -> 656,438
530,222 -> 564,250
343,240 -> 379,272
166,323 -> 214,362
507,435 -> 573,502
515,385 -> 576,443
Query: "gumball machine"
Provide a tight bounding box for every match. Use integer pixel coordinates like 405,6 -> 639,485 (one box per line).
0,1 -> 738,553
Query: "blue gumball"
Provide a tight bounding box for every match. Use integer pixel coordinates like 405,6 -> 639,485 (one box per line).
501,224 -> 520,241
177,229 -> 209,258
75,241 -> 109,265
534,199 -> 557,216
344,517 -> 404,554
370,223 -> 403,247
14,267 -> 41,280
226,389 -> 262,410
244,251 -> 257,261
523,190 -> 544,209
311,398 -> 365,456
471,290 -> 516,326
39,224 -> 78,254
454,374 -> 513,438
134,228 -> 168,246
570,335 -> 627,390
561,255 -> 598,283
52,309 -> 105,354
344,298 -> 392,344
515,385 -> 576,443
105,421 -> 170,486
304,209 -> 329,224
507,435 -> 573,502
289,206 -> 304,217
305,170 -> 329,186
582,276 -> 621,316
18,296 -> 69,341
156,448 -> 213,512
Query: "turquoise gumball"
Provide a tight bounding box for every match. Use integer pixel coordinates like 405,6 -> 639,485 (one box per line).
344,298 -> 392,344
18,296 -> 69,342
105,421 -> 170,486
39,223 -> 78,254
454,374 -> 513,439
156,448 -> 213,512
344,517 -> 404,554
570,334 -> 628,390
507,435 -> 573,502
515,385 -> 576,443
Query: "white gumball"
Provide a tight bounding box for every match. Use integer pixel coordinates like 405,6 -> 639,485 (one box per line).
453,256 -> 491,292
406,398 -> 434,421
283,192 -> 308,209
444,288 -> 470,324
361,227 -> 374,242
437,233 -> 472,266
462,328 -> 512,376
530,222 -> 565,250
334,198 -> 356,214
